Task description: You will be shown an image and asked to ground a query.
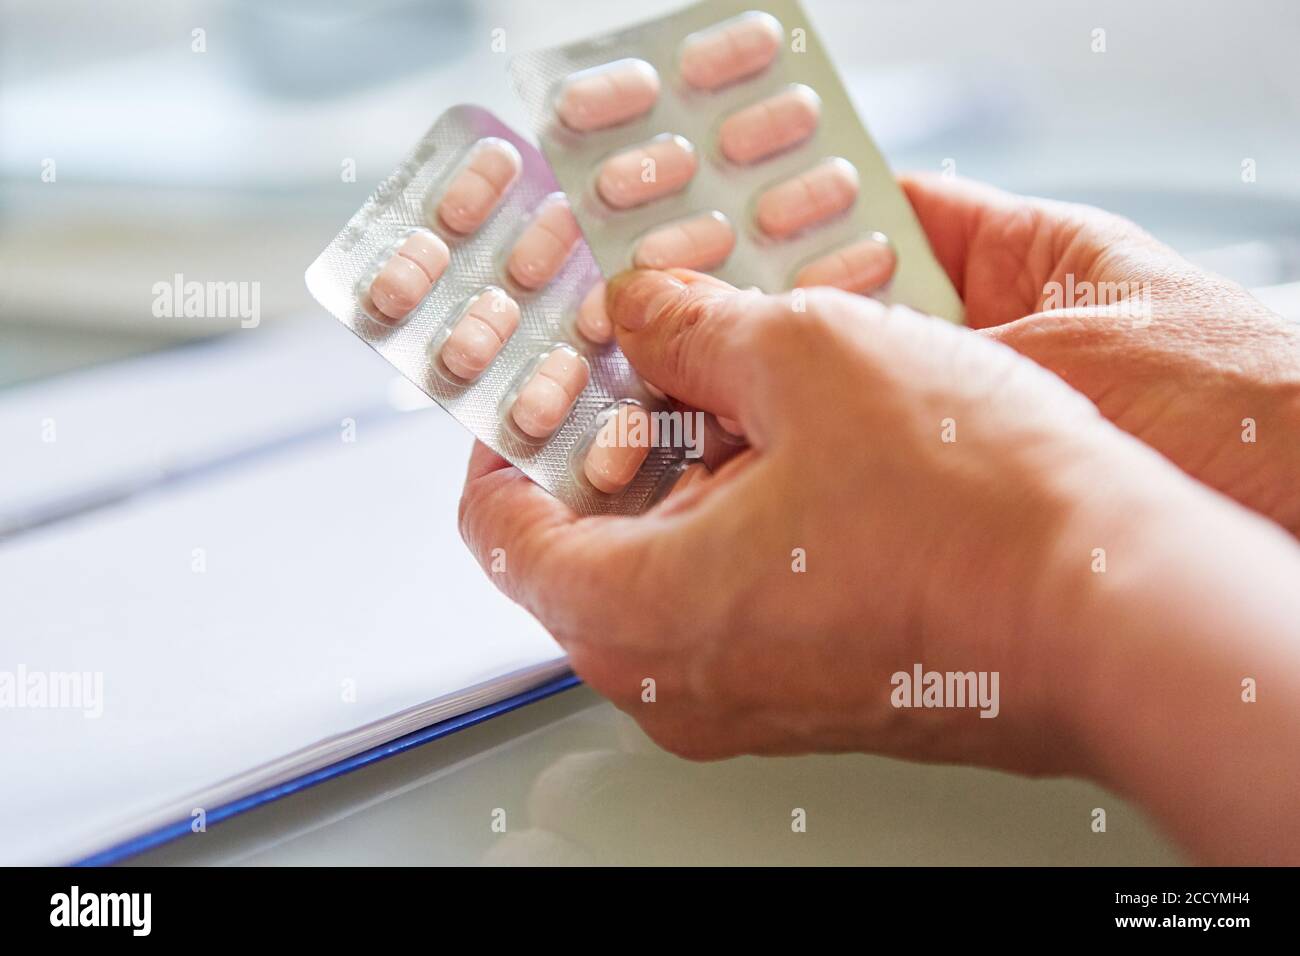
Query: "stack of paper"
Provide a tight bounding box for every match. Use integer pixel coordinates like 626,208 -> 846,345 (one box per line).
0,318 -> 566,864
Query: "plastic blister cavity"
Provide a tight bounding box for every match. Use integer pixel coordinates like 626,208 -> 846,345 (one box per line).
571,399 -> 655,497
305,105 -> 679,516
509,0 -> 963,323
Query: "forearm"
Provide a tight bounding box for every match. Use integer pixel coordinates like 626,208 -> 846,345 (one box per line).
1058,472 -> 1300,863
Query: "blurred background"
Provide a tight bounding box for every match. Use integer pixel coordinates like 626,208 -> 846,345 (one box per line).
3,0 -> 1299,388
2,0 -> 1298,864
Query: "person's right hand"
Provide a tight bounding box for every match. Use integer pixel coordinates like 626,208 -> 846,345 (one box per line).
460,269 -> 1300,862
462,268 -> 1284,766
902,174 -> 1300,536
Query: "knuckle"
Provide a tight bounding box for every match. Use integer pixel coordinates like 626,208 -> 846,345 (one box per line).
747,292 -> 850,364
745,307 -> 795,361
801,288 -> 868,329
661,292 -> 728,386
659,309 -> 697,385
1041,198 -> 1160,271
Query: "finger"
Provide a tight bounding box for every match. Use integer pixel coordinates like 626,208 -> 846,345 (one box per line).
461,438 -> 714,649
656,268 -> 736,294
898,172 -> 1057,328
459,441 -> 596,618
898,173 -> 1005,297
634,278 -> 752,460
465,438 -> 512,481
654,460 -> 714,513
653,394 -> 748,473
631,270 -> 736,401
899,172 -> 1168,330
460,439 -> 764,689
605,268 -> 778,426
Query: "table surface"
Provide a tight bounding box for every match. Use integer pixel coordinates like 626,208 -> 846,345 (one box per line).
126,685 -> 1182,866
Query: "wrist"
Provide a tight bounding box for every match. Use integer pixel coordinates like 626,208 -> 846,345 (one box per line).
910,426 -> 1186,776
1013,431 -> 1238,778
1036,432 -> 1300,842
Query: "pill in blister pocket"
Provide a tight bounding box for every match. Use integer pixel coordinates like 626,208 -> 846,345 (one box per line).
576,280 -> 614,345
369,231 -> 450,324
556,59 -> 660,132
756,158 -> 859,239
439,288 -> 521,381
508,195 -> 582,290
584,403 -> 651,493
634,211 -> 735,271
436,138 -> 522,235
719,86 -> 820,165
597,135 -> 698,209
678,12 -> 782,91
794,234 -> 896,293
511,346 -> 590,439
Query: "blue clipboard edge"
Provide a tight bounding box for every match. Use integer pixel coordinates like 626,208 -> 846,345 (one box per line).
71,671 -> 580,867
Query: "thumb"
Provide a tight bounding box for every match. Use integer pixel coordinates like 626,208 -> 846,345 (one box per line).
899,172 -> 1170,330
605,268 -> 776,423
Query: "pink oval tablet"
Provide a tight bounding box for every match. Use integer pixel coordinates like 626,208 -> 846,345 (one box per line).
395,232 -> 451,283
511,347 -> 590,439
678,12 -> 782,91
584,404 -> 652,494
756,158 -> 859,239
439,288 -> 521,380
633,211 -> 736,272
556,59 -> 660,132
794,234 -> 897,293
508,196 -> 582,290
597,135 -> 698,210
437,138 -> 522,235
368,232 -> 450,324
575,280 -> 613,345
719,86 -> 820,165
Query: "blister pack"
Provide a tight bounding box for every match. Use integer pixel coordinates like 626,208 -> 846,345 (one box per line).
305,105 -> 688,516
509,0 -> 963,323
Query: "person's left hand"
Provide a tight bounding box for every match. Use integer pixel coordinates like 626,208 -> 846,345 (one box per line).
900,173 -> 1300,536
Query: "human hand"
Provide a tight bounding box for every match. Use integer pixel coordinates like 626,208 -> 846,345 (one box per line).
902,173 -> 1300,536
458,270 -> 1227,773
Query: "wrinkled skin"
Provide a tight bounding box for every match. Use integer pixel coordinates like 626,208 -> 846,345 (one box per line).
902,174 -> 1300,536
457,176 -> 1300,863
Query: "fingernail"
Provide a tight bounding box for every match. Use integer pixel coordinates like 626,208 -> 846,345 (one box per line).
605,269 -> 688,331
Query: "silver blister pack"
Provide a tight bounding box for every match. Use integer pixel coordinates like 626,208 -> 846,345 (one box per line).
509,0 -> 963,323
305,105 -> 677,516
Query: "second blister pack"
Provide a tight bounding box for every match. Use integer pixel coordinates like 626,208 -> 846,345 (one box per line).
509,0 -> 963,323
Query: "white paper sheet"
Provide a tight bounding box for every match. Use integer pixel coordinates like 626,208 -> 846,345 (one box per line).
0,325 -> 564,864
